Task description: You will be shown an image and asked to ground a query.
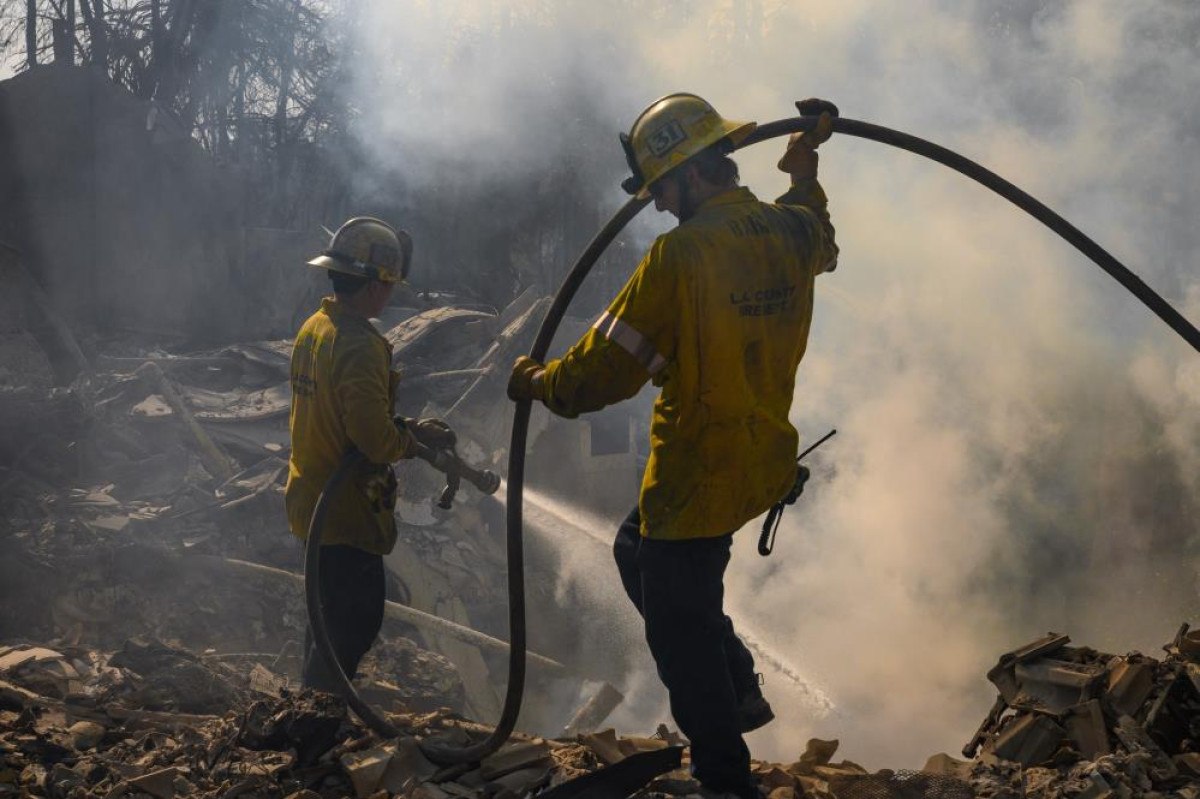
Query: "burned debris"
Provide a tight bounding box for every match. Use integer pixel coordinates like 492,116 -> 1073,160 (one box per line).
0,633 -> 870,799
7,625 -> 1200,797
947,627 -> 1200,798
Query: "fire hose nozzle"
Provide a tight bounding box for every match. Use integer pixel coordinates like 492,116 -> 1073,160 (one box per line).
412,442 -> 501,509
473,468 -> 502,495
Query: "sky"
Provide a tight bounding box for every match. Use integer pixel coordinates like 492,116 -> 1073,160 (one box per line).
345,0 -> 1200,768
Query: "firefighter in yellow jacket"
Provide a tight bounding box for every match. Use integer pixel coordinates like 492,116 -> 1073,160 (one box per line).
508,95 -> 839,799
287,217 -> 451,692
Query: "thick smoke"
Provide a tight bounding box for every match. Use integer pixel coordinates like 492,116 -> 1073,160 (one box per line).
346,0 -> 1200,769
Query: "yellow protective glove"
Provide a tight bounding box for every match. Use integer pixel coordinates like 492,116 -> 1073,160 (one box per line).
507,356 -> 546,402
777,98 -> 838,178
390,418 -> 420,459
400,417 -> 457,450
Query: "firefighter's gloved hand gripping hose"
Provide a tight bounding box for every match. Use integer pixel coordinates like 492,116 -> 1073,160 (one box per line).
307,101 -> 1200,763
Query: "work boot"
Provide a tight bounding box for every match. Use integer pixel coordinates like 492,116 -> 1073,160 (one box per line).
691,782 -> 760,799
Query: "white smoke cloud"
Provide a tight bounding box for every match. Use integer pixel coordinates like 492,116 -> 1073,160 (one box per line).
346,0 -> 1200,770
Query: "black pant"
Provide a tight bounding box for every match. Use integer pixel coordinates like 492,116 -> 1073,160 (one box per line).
302,544 -> 386,692
613,507 -> 758,799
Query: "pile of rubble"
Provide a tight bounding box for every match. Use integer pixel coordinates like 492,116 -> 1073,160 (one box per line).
1,634 -> 891,799
932,627 -> 1200,799
9,629 -> 1196,799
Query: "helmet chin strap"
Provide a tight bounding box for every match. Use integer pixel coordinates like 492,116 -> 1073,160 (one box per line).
675,170 -> 698,223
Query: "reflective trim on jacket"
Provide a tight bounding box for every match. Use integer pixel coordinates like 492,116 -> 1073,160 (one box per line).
285,297 -> 410,554
541,180 -> 837,540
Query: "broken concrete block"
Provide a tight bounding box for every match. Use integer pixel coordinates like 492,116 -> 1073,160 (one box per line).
1065,700 -> 1110,760
127,767 -> 180,799
561,682 -> 624,738
1012,657 -> 1106,714
67,719 -> 106,750
1113,714 -> 1177,780
86,514 -> 132,533
796,775 -> 831,796
921,753 -> 969,777
991,713 -> 1065,766
248,663 -> 287,697
479,740 -> 553,779
1106,659 -> 1155,717
754,767 -> 797,789
813,763 -> 868,780
789,738 -> 838,775
986,633 -> 1071,703
579,728 -> 626,766
341,746 -> 394,798
767,788 -> 797,799
1075,771 -> 1116,799
616,736 -> 669,757
0,647 -> 80,698
381,738 -> 438,794
0,678 -> 41,708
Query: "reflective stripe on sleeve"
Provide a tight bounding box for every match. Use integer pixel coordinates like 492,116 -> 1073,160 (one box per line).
593,312 -> 668,376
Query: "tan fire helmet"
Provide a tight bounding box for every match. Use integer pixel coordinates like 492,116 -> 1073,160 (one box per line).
619,93 -> 757,199
306,217 -> 413,283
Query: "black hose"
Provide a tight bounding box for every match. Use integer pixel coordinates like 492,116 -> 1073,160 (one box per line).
745,117 -> 1200,353
303,448 -> 400,737
309,110 -> 1200,763
419,200 -> 657,765
303,441 -> 499,742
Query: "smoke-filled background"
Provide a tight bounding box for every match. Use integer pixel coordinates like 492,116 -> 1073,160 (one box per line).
2,0 -> 1197,773
342,0 -> 1200,768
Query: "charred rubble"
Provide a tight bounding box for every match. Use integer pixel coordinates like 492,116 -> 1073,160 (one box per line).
0,634 -> 873,799
940,628 -> 1200,799
4,627 -> 1198,799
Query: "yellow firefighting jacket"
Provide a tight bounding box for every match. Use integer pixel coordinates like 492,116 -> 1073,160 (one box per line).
285,297 -> 412,554
541,180 -> 837,540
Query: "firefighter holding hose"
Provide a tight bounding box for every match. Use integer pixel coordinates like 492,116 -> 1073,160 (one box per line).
508,95 -> 839,799
287,217 -> 453,691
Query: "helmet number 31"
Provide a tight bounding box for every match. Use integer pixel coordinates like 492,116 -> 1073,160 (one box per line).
648,120 -> 687,157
